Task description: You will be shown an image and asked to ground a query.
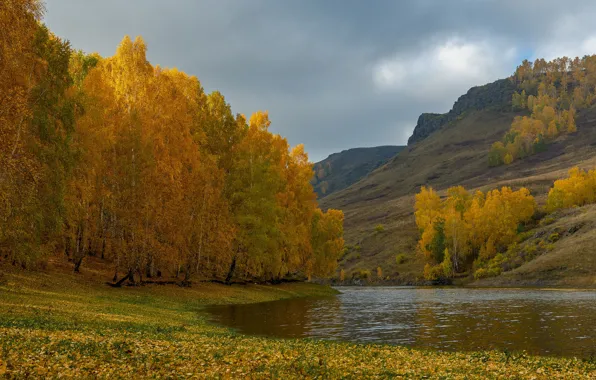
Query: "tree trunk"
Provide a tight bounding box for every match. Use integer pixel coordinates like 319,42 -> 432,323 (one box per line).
146,258 -> 154,278
127,269 -> 135,285
110,270 -> 133,287
184,264 -> 191,283
73,225 -> 84,272
74,256 -> 84,273
225,254 -> 237,285
64,235 -> 71,258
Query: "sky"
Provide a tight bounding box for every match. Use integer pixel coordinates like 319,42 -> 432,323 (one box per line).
43,0 -> 596,162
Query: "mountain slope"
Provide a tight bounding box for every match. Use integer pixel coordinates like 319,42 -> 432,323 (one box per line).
311,146 -> 404,198
322,79 -> 596,286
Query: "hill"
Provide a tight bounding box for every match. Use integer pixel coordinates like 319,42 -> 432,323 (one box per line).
322,78 -> 596,287
311,146 -> 404,198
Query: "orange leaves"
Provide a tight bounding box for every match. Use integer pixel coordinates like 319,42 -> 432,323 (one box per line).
1,6 -> 344,282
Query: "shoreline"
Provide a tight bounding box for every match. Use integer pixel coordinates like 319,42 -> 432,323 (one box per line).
0,268 -> 594,378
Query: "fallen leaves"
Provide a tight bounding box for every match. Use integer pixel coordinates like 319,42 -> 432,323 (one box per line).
0,275 -> 593,379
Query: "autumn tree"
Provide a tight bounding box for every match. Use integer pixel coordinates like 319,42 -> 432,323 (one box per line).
491,54 -> 592,166
310,209 -> 345,278
415,185 -> 535,280
0,1 -> 75,267
546,167 -> 596,212
1,3 -> 345,284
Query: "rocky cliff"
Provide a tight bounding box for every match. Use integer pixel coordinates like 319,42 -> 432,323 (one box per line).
407,78 -> 515,145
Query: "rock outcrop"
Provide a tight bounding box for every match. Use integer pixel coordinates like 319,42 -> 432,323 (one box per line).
407,78 -> 515,145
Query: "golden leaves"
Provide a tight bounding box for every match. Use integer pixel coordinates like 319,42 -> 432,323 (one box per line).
415,185 -> 536,278
546,167 -> 596,212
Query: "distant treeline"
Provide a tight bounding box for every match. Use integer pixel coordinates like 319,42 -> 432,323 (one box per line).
487,55 -> 596,166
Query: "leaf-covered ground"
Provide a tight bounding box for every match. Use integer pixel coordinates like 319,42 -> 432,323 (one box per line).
0,268 -> 594,379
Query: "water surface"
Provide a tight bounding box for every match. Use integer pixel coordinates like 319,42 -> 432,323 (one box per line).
206,287 -> 596,358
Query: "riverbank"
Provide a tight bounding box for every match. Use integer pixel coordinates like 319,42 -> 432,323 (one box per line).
0,264 -> 594,378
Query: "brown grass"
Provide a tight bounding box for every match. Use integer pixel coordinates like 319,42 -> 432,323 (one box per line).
474,205 -> 596,288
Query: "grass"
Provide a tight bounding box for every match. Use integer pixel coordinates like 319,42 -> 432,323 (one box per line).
0,260 -> 594,378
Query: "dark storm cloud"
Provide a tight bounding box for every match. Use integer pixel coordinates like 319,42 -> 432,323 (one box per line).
44,0 -> 596,161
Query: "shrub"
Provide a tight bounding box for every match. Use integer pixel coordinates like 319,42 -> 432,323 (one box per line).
524,244 -> 538,255
395,254 -> 407,265
474,268 -> 488,279
352,269 -> 371,281
374,224 -> 385,233
486,266 -> 502,277
423,263 -> 445,281
517,231 -> 533,242
548,232 -> 560,243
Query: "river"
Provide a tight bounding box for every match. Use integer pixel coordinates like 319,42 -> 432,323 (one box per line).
205,287 -> 596,358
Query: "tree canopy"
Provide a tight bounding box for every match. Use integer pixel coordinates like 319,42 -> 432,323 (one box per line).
0,0 -> 344,283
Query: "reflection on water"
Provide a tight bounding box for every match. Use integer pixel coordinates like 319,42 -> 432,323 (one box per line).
205,287 -> 596,358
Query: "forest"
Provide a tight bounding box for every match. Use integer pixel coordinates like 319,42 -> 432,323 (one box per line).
415,167 -> 596,280
487,55 -> 596,166
0,0 -> 344,284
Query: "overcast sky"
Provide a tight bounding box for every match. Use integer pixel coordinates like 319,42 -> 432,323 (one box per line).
44,0 -> 596,162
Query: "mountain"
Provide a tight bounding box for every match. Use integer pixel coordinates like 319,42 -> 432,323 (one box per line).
322,78 -> 596,287
408,78 -> 515,145
311,146 -> 405,198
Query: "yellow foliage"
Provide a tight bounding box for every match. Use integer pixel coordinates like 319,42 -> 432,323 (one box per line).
546,167 -> 596,212
414,186 -> 441,230
0,4 -> 345,282
492,54 -> 596,165
415,186 -> 535,275
504,153 -> 513,165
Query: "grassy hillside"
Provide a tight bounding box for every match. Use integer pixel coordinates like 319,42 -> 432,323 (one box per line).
323,104 -> 596,285
473,204 -> 596,288
312,146 -> 404,198
0,262 -> 593,378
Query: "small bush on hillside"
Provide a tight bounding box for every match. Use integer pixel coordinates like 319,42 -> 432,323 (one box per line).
517,231 -> 534,242
352,269 -> 371,281
395,254 -> 407,265
423,263 -> 445,281
374,224 -> 385,233
548,232 -> 560,243
474,268 -> 488,279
